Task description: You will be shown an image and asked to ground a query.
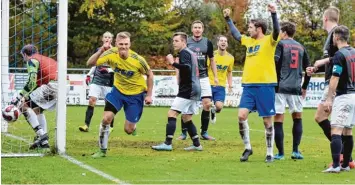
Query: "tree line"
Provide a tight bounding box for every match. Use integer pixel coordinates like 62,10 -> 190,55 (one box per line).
8,0 -> 355,70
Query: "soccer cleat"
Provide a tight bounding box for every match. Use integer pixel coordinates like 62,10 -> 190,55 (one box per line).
29,134 -> 49,150
184,145 -> 203,151
151,143 -> 173,151
274,154 -> 285,160
291,151 -> 304,160
341,166 -> 351,172
240,149 -> 253,162
322,166 -> 341,173
265,155 -> 274,163
131,129 -> 137,136
91,151 -> 106,158
176,133 -> 187,140
328,154 -> 344,168
79,125 -> 89,132
201,133 -> 216,141
210,105 -> 217,124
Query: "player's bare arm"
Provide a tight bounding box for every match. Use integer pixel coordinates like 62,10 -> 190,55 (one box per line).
87,42 -> 111,66
145,69 -> 154,105
324,76 -> 339,112
87,48 -> 106,66
224,8 -> 242,42
210,58 -> 219,85
227,70 -> 233,93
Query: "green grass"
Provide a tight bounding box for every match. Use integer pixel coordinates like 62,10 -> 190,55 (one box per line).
2,106 -> 355,184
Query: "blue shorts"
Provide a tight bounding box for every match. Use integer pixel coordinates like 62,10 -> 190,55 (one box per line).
239,86 -> 276,117
105,87 -> 145,123
211,86 -> 226,103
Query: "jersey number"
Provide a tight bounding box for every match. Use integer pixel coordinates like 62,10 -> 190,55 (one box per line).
351,62 -> 355,82
290,50 -> 299,69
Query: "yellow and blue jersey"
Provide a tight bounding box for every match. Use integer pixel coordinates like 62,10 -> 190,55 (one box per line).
208,50 -> 234,87
241,35 -> 280,86
96,48 -> 150,95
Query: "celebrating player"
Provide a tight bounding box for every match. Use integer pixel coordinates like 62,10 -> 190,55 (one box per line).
208,35 -> 234,121
273,21 -> 311,160
152,32 -> 202,151
11,44 -> 58,151
79,31 -> 115,133
177,20 -> 218,141
224,3 -> 280,162
322,25 -> 355,173
87,32 -> 153,158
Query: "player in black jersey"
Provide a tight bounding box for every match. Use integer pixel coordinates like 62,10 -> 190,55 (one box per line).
307,7 -> 355,168
322,25 -> 355,173
152,32 -> 203,151
273,21 -> 311,160
177,20 -> 219,141
79,32 -> 115,133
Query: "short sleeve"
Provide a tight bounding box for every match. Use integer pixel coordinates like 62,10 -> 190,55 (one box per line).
332,51 -> 345,77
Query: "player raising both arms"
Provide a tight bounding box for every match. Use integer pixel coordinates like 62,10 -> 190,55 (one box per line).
79,31 -> 115,133
87,32 -> 153,158
224,3 -> 280,163
208,35 -> 234,121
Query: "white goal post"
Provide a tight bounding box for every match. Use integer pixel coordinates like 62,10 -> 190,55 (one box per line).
1,0 -> 68,157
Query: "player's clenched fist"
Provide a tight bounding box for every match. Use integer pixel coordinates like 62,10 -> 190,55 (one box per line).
223,8 -> 231,18
166,54 -> 175,65
267,3 -> 277,13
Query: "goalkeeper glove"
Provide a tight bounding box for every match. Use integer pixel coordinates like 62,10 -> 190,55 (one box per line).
85,75 -> 91,86
11,94 -> 22,107
98,67 -> 109,74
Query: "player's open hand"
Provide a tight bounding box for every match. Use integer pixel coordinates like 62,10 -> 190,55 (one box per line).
144,95 -> 152,105
267,3 -> 277,13
223,8 -> 231,18
323,101 -> 332,113
166,54 -> 174,65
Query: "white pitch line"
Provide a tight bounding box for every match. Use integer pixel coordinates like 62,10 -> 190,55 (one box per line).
3,133 -> 31,143
60,154 -> 129,185
2,133 -> 129,185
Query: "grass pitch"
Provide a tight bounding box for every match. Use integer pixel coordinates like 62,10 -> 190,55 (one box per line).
2,106 -> 355,184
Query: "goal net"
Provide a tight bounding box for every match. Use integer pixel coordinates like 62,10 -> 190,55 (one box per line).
1,0 -> 67,157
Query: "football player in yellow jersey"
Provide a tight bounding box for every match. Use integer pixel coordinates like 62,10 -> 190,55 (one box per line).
87,32 -> 154,158
208,35 -> 234,124
224,4 -> 280,163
